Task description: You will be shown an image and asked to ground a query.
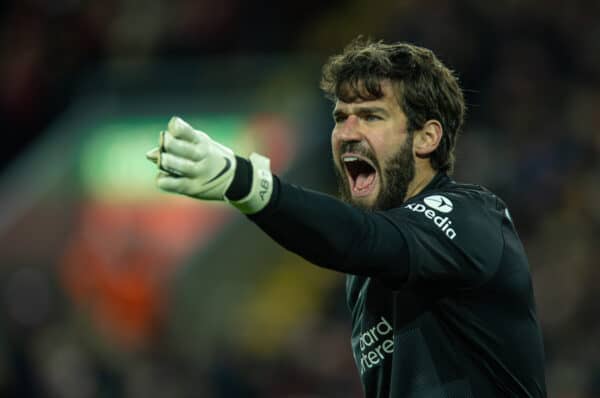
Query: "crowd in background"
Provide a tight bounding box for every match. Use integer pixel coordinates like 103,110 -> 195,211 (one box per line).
1,0 -> 600,397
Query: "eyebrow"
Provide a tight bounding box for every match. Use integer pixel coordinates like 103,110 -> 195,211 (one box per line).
332,106 -> 390,119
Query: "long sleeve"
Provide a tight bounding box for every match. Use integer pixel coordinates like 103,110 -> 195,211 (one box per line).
248,176 -> 410,280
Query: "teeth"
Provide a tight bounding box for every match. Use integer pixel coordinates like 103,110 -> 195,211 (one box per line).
343,156 -> 359,162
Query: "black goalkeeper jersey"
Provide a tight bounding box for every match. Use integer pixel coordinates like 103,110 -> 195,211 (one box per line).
249,172 -> 547,398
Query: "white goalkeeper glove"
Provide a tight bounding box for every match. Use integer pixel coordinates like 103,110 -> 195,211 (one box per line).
145,116 -> 274,214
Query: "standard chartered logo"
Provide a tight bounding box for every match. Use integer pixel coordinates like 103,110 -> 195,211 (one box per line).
358,316 -> 394,374
405,195 -> 457,240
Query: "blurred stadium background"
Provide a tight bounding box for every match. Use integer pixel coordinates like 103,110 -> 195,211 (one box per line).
1,1 -> 599,397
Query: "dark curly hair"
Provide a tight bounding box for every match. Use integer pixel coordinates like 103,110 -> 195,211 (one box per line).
320,37 -> 465,174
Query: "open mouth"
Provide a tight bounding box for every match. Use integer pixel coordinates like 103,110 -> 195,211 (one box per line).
342,154 -> 378,197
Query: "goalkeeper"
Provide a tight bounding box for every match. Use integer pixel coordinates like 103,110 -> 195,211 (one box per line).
146,38 -> 547,397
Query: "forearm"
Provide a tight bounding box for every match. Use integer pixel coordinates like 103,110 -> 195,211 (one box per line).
240,171 -> 409,278
249,177 -> 366,270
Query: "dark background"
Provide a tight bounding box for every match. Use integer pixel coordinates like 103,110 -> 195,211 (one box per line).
1,1 -> 600,397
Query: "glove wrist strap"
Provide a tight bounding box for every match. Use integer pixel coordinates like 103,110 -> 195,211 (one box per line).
228,153 -> 273,214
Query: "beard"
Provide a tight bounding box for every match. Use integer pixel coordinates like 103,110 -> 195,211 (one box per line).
334,134 -> 415,211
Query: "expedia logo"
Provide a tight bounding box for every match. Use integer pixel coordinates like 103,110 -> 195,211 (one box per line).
423,195 -> 453,213
405,195 -> 457,240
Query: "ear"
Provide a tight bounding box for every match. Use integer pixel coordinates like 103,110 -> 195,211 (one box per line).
413,120 -> 443,158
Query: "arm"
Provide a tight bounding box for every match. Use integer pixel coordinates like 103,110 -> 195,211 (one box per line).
232,165 -> 503,288
146,117 -> 502,288
146,116 -> 409,279
246,175 -> 409,278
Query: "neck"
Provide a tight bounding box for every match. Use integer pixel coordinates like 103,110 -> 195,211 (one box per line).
404,165 -> 436,201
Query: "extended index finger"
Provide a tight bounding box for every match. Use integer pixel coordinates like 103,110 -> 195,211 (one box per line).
167,116 -> 199,143
163,131 -> 208,161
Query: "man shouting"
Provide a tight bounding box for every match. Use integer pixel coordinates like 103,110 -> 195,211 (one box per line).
146,38 -> 547,398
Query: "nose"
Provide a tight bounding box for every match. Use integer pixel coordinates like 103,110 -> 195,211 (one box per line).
333,114 -> 362,142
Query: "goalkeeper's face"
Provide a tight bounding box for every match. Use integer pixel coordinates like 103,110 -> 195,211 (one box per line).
331,80 -> 415,211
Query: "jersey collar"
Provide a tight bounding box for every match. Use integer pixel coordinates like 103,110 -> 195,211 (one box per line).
420,172 -> 452,195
